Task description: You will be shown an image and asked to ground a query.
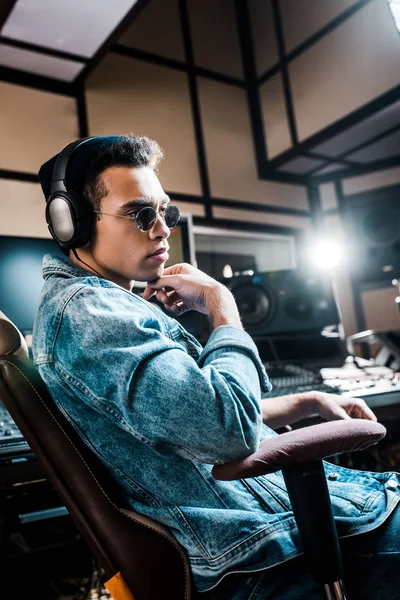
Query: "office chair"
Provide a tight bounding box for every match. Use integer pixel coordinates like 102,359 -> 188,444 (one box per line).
0,311 -> 386,600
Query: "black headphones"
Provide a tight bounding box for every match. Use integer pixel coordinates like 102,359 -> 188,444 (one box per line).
45,137 -> 96,253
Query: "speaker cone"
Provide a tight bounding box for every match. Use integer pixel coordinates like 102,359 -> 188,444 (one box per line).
232,283 -> 273,326
284,294 -> 314,321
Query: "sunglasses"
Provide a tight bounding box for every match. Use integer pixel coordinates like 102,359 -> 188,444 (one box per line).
94,204 -> 181,232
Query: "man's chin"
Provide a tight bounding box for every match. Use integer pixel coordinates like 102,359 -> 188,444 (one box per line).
135,264 -> 165,283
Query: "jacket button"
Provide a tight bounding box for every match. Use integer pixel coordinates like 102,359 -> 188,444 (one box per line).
386,479 -> 399,490
328,472 -> 339,480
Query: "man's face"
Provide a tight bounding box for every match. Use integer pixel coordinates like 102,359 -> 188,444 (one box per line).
89,165 -> 171,287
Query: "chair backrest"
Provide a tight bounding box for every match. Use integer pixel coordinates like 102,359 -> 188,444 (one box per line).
0,311 -> 193,600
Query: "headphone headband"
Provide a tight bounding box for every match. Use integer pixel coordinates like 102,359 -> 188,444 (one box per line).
50,137 -> 95,194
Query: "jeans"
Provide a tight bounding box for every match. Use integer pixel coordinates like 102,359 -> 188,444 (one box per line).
200,504 -> 400,599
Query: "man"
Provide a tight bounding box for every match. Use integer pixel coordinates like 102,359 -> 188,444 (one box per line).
34,135 -> 400,599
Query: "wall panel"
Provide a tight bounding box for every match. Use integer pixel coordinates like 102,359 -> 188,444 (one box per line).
213,205 -> 312,230
290,1 -> 400,141
119,0 -> 185,61
170,200 -> 206,217
319,183 -> 338,212
260,73 -> 292,158
188,0 -> 243,78
0,82 -> 78,174
197,77 -> 309,209
0,180 -> 49,238
86,53 -> 201,195
342,166 -> 400,195
280,0 -> 357,53
361,286 -> 400,332
248,0 -> 279,76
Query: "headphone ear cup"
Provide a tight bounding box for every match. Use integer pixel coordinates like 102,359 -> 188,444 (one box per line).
46,190 -> 94,251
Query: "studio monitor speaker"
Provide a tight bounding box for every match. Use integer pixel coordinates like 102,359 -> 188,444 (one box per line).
346,187 -> 400,284
222,269 -> 339,337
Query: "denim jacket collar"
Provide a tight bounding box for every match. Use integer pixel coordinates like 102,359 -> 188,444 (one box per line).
42,253 -> 101,280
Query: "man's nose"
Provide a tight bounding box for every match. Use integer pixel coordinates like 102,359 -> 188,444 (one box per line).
149,213 -> 170,239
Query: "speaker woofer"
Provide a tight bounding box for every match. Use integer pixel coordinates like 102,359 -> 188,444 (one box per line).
231,282 -> 274,327
284,294 -> 314,321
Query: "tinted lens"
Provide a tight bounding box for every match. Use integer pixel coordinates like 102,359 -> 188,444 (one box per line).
136,207 -> 157,231
165,205 -> 181,229
135,204 -> 181,231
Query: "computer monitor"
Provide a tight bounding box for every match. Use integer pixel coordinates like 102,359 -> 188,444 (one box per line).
165,212 -> 196,268
0,236 -> 64,335
0,214 -> 196,335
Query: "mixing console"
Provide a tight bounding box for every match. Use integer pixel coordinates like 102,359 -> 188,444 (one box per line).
320,365 -> 400,408
263,360 -> 400,409
0,400 -> 28,454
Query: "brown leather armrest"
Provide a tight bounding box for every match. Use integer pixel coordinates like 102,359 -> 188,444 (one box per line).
212,419 -> 386,481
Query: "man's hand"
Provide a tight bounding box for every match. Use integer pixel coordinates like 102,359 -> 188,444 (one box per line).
261,390 -> 377,430
309,391 -> 377,422
143,263 -> 220,314
143,263 -> 243,330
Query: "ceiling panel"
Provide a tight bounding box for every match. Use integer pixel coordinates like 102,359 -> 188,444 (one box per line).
312,100 -> 400,158
290,1 -> 400,142
346,129 -> 400,163
312,163 -> 349,176
2,0 -> 138,58
278,155 -> 324,174
0,43 -> 84,81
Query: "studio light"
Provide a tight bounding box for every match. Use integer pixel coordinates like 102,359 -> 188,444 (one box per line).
388,0 -> 400,32
312,239 -> 343,270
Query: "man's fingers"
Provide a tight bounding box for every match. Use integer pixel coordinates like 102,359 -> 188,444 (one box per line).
354,399 -> 377,421
162,263 -> 192,276
143,276 -> 182,300
156,290 -> 169,304
142,286 -> 156,299
146,274 -> 184,291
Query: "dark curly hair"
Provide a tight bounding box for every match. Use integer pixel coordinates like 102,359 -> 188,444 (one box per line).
82,133 -> 163,218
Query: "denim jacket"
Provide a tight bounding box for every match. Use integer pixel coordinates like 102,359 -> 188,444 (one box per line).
33,254 -> 400,593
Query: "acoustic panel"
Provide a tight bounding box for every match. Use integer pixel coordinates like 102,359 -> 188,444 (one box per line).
188,0 -> 243,79
2,0 -> 137,58
0,180 -> 49,238
290,0 -> 400,141
312,100 -> 400,158
279,156 -> 325,175
0,43 -> 84,81
248,0 -> 279,76
342,166 -> 400,194
260,73 -> 293,159
197,77 -> 309,209
313,163 -> 348,176
119,0 -> 185,61
280,0 -> 356,53
319,183 -> 338,212
169,200 -> 206,217
361,286 -> 400,333
0,82 -> 78,174
86,53 -> 201,195
212,206 -> 312,230
346,130 -> 400,163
